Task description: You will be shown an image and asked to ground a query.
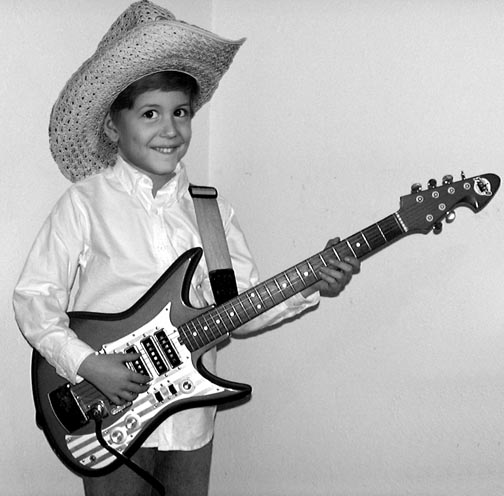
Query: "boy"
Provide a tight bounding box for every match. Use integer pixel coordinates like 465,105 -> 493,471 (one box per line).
13,2 -> 360,495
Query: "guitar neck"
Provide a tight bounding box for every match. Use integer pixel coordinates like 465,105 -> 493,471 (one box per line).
179,211 -> 406,352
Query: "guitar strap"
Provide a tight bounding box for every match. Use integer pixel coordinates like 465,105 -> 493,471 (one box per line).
189,184 -> 238,305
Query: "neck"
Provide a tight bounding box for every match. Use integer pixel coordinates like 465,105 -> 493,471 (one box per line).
147,171 -> 177,198
118,154 -> 178,196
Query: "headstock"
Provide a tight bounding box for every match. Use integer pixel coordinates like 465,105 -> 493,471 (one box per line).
398,172 -> 500,234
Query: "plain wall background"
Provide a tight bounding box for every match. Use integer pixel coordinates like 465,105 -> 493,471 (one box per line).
2,1 -> 504,495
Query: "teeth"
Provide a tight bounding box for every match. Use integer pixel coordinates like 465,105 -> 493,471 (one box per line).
155,147 -> 175,154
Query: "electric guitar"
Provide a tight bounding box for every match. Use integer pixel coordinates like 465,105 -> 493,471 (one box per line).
32,173 -> 500,477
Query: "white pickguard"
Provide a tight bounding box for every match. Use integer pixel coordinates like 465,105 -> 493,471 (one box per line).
65,303 -> 227,469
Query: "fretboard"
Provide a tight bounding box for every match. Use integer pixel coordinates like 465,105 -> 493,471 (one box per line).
179,212 -> 405,352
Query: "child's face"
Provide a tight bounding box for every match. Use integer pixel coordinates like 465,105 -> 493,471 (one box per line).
104,89 -> 192,190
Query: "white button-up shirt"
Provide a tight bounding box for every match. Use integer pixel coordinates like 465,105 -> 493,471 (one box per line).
13,156 -> 319,450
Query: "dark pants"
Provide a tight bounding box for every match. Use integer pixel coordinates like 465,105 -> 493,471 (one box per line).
82,442 -> 213,496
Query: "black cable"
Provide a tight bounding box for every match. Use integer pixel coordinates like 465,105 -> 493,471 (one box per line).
89,405 -> 165,496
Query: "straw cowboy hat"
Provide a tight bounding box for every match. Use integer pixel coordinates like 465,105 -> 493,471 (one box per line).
49,0 -> 245,182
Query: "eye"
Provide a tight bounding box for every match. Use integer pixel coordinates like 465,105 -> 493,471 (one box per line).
142,109 -> 159,119
174,107 -> 190,118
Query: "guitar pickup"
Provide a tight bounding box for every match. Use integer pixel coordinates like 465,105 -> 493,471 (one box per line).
141,337 -> 168,376
124,346 -> 149,376
154,330 -> 181,368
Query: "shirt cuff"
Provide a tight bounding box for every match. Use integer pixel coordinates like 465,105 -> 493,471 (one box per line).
285,289 -> 320,308
57,339 -> 96,384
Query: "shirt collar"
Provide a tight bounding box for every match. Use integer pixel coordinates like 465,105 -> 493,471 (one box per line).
111,155 -> 190,207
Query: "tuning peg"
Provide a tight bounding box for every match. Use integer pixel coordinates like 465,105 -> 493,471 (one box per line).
445,210 -> 456,223
442,174 -> 453,185
411,183 -> 422,193
433,222 -> 443,234
428,179 -> 437,189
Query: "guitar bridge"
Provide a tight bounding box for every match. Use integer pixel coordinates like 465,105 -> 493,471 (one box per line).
49,383 -> 90,433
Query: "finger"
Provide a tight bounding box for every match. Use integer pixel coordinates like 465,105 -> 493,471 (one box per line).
122,351 -> 142,362
321,261 -> 352,279
343,256 -> 361,274
117,390 -> 137,402
127,381 -> 150,394
319,268 -> 347,286
128,370 -> 152,384
108,393 -> 126,406
121,384 -> 148,399
325,237 -> 341,248
327,257 -> 360,277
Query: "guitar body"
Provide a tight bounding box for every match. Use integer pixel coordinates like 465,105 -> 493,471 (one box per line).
30,172 -> 501,477
31,248 -> 252,477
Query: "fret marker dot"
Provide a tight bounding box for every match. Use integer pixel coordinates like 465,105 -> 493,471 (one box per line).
356,242 -> 361,248
203,326 -> 208,331
251,292 -> 256,298
282,283 -> 287,289
192,331 -> 198,336
230,311 -> 235,317
216,319 -> 221,324
303,271 -> 309,277
257,304 -> 262,310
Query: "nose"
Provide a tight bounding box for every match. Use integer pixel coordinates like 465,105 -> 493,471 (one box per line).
160,116 -> 177,138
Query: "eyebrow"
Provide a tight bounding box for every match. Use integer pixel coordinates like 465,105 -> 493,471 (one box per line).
136,101 -> 191,110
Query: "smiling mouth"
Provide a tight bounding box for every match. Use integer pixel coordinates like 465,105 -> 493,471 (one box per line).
153,146 -> 178,154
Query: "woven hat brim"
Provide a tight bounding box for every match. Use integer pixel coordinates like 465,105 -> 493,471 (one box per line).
49,20 -> 245,182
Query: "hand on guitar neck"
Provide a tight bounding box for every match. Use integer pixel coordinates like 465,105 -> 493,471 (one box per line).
301,237 -> 361,299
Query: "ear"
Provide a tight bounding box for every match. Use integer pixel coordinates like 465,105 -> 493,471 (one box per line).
103,112 -> 120,143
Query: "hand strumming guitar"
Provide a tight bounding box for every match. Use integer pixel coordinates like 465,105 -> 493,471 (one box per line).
78,352 -> 151,405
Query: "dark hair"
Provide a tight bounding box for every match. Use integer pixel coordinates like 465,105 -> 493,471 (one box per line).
109,71 -> 199,120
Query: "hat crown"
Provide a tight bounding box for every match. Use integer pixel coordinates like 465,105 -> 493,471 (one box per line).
98,0 -> 176,50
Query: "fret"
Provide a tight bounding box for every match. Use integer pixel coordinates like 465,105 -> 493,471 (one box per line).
295,262 -> 312,288
375,223 -> 387,243
192,323 -> 207,348
245,291 -> 261,315
230,304 -> 244,325
362,224 -> 387,250
333,242 -> 354,260
222,303 -> 242,327
276,272 -> 296,296
198,314 -> 213,337
186,322 -> 199,349
360,231 -> 371,251
255,286 -> 267,307
236,295 -> 253,320
377,215 -> 403,242
345,239 -> 357,257
180,321 -> 200,351
264,284 -> 276,305
257,284 -> 274,307
209,311 -> 231,334
318,253 -> 328,267
307,259 -> 318,280
287,270 -> 298,292
273,278 -> 287,299
331,246 -> 341,260
346,232 -> 371,258
291,267 -> 305,291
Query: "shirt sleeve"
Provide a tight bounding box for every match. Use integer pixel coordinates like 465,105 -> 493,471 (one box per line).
13,189 -> 95,383
215,199 -> 320,336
